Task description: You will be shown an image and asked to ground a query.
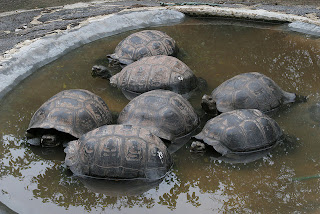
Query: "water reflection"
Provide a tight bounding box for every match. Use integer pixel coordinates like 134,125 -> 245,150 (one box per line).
308,102 -> 320,123
30,145 -> 65,161
0,135 -> 39,179
1,18 -> 320,213
79,177 -> 162,196
30,164 -> 158,211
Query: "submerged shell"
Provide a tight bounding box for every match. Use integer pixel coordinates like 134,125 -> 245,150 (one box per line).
65,125 -> 172,180
108,30 -> 177,65
27,89 -> 113,138
110,55 -> 198,95
210,72 -> 296,113
308,102 -> 320,123
118,90 -> 199,141
194,109 -> 283,155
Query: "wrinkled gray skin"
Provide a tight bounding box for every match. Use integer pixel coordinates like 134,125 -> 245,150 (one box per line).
27,134 -> 62,147
26,129 -> 75,147
201,94 -> 218,115
91,65 -> 112,79
190,141 -> 206,152
41,135 -> 60,147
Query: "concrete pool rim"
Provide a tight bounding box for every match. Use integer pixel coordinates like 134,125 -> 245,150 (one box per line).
0,4 -> 320,100
1,3 -> 320,214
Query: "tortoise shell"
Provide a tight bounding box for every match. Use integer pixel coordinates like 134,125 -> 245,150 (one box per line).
194,109 -> 283,155
108,30 -> 177,65
209,72 -> 296,113
118,90 -> 199,141
64,124 -> 172,180
110,55 -> 198,95
27,89 -> 113,139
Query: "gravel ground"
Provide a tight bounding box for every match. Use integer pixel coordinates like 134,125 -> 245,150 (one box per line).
1,0 -> 320,12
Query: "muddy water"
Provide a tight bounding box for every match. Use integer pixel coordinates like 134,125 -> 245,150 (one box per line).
1,18 -> 320,213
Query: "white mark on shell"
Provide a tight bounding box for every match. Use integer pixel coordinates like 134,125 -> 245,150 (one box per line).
157,151 -> 164,164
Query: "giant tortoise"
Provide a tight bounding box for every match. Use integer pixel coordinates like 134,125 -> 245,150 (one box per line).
64,124 -> 172,180
191,109 -> 283,157
108,30 -> 177,65
201,72 -> 305,114
26,89 -> 112,147
118,90 -> 199,141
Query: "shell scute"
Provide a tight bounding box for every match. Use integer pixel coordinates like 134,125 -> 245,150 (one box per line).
65,125 -> 172,180
195,109 -> 283,155
210,72 -> 295,113
118,90 -> 199,141
27,89 -> 112,139
109,30 -> 177,65
111,55 -> 197,96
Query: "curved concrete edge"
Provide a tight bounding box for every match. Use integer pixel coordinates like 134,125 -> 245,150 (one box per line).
168,5 -> 320,30
168,5 -> 320,24
0,8 -> 185,99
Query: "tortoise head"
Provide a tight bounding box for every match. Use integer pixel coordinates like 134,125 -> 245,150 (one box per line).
190,141 -> 206,152
91,65 -> 112,79
201,94 -> 218,115
41,134 -> 60,147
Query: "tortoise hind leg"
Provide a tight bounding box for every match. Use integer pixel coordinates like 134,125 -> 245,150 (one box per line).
202,138 -> 231,156
282,91 -> 296,104
294,94 -> 308,103
283,91 -> 308,104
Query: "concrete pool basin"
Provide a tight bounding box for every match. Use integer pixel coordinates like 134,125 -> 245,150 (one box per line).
1,1 -> 320,213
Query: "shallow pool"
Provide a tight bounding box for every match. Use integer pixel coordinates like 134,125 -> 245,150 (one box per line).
1,17 -> 320,213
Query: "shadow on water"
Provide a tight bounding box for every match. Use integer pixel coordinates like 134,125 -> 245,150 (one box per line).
79,177 -> 162,197
29,145 -> 66,161
1,17 -> 320,213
